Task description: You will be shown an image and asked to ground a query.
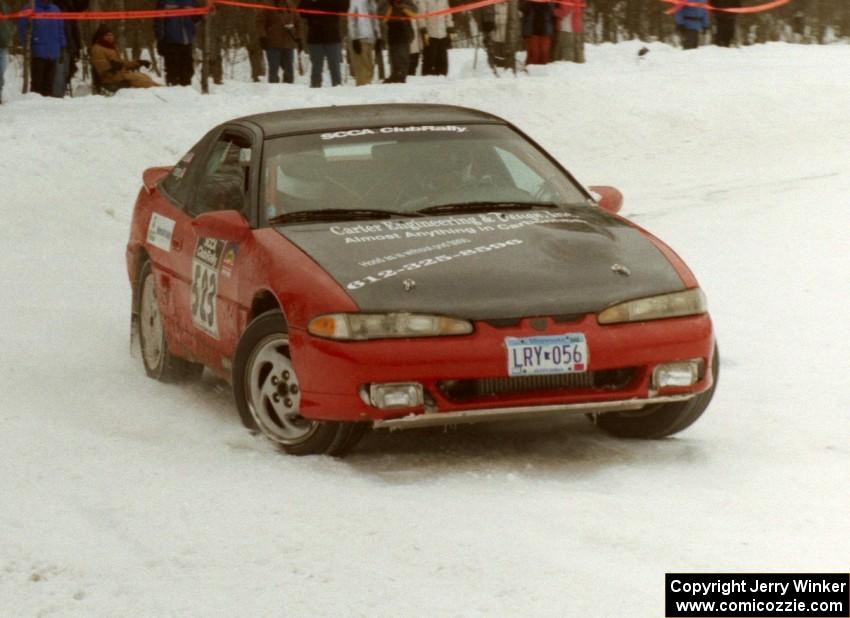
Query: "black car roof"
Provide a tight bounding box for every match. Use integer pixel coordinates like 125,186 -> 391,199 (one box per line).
234,104 -> 507,138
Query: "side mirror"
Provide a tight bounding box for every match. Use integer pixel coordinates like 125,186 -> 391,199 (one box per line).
191,210 -> 250,242
588,185 -> 624,214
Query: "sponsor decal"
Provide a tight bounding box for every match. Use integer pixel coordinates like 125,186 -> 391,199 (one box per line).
191,237 -> 225,338
220,243 -> 238,278
320,125 -> 469,141
146,213 -> 176,252
292,211 -> 587,291
346,239 -> 524,290
172,167 -> 186,179
181,152 -> 195,164
327,211 -> 583,244
356,238 -> 470,268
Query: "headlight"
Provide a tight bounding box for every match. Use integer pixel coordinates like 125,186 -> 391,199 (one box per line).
308,313 -> 473,340
598,288 -> 707,324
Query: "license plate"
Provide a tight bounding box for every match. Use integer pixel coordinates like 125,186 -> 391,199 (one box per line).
505,334 -> 588,377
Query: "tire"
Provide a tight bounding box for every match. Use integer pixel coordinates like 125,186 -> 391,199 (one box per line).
137,260 -> 204,382
232,310 -> 366,456
595,346 -> 719,439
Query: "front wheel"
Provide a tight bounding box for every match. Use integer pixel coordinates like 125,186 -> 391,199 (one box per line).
595,346 -> 719,439
232,310 -> 366,456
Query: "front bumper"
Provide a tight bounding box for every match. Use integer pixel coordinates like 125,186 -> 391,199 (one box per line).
288,313 -> 715,426
372,394 -> 697,430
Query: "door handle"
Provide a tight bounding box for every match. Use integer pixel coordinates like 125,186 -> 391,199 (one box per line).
171,237 -> 183,251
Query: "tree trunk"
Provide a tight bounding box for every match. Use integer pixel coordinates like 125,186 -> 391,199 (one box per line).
201,3 -> 211,93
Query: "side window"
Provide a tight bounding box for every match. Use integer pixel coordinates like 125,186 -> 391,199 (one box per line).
160,136 -> 212,208
191,134 -> 252,218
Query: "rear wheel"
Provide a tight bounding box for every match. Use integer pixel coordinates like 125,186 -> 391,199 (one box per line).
137,260 -> 204,382
233,310 -> 366,456
595,346 -> 719,439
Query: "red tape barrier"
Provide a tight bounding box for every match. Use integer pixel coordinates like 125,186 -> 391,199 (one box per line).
1,7 -> 209,20
215,0 -> 582,20
0,0 -> 790,22
1,0 -> 583,22
216,0 -> 512,21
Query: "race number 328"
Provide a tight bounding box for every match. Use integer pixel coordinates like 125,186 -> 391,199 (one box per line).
191,237 -> 225,338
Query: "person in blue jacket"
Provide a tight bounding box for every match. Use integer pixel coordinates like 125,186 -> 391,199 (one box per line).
674,0 -> 710,50
154,0 -> 200,86
18,0 -> 67,96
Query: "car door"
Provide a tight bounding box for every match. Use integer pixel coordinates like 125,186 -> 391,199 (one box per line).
145,131 -> 215,351
169,126 -> 260,368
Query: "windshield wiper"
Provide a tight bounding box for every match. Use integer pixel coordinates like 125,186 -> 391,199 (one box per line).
269,208 -> 420,225
415,202 -> 561,216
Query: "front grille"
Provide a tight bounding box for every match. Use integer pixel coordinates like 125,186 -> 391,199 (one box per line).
438,368 -> 636,402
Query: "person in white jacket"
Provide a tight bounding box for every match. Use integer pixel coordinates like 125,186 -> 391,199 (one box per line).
348,0 -> 380,85
418,0 -> 453,75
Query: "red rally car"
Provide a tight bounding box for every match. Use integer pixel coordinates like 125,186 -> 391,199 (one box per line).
127,104 -> 718,456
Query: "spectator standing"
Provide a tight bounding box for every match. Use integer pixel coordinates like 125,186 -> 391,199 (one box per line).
792,11 -> 805,43
478,2 -> 509,69
347,0 -> 379,85
0,0 -> 11,103
520,0 -> 554,65
246,30 -> 266,82
419,0 -> 452,76
257,0 -> 302,83
673,0 -> 709,50
407,13 -> 424,76
52,0 -> 88,97
18,0 -> 66,97
154,0 -> 200,86
552,0 -> 583,63
712,0 -> 740,47
90,24 -> 160,89
197,17 -> 223,84
299,0 -> 349,87
384,0 -> 416,82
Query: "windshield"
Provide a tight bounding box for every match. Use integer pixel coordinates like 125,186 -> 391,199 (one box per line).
261,124 -> 589,223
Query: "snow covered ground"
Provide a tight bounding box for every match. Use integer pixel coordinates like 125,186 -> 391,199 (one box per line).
1,41 -> 849,616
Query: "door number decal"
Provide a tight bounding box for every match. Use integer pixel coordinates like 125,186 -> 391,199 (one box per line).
191,237 -> 225,338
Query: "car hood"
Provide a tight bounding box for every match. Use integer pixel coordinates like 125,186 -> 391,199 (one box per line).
274,207 -> 686,320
